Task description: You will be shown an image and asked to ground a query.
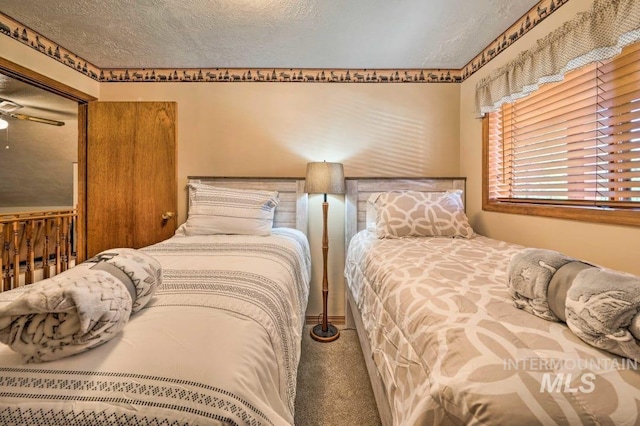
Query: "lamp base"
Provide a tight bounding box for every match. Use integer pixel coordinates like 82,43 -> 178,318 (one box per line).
310,323 -> 340,342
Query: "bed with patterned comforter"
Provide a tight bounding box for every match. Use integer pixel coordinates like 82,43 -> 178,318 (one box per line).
0,228 -> 310,426
345,230 -> 640,425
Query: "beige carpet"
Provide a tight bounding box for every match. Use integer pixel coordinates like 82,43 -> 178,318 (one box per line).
294,325 -> 382,426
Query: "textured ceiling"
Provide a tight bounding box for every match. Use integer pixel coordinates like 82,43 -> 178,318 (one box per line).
0,0 -> 539,70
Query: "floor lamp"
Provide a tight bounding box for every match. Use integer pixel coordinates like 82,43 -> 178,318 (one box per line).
305,161 -> 345,342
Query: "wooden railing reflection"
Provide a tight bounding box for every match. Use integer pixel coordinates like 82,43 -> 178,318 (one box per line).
0,209 -> 76,292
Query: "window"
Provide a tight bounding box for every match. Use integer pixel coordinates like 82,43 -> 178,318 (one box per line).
483,42 -> 640,227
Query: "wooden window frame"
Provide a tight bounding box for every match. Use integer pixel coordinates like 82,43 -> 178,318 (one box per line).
482,42 -> 640,228
482,116 -> 640,227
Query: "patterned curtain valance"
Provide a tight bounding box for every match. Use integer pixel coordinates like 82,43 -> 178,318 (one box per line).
475,0 -> 640,117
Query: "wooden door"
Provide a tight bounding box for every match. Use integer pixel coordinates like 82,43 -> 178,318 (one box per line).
87,102 -> 177,257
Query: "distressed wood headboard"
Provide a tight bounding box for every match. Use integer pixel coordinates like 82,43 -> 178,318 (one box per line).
187,177 -> 308,236
344,177 -> 467,248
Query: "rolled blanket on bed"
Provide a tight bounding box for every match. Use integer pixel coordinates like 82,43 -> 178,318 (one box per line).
566,268 -> 640,362
0,248 -> 161,363
508,248 -> 640,361
507,248 -> 579,321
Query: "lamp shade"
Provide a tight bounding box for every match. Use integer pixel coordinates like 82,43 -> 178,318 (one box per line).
304,162 -> 345,195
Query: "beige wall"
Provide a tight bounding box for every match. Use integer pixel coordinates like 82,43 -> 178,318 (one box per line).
0,35 -> 99,98
1,30 -> 461,317
98,82 -> 461,317
460,0 -> 640,276
1,32 -> 461,318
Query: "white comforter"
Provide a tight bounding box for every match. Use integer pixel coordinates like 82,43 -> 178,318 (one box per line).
0,228 -> 310,426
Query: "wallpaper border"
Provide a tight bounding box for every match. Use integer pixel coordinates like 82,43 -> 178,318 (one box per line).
0,0 -> 569,84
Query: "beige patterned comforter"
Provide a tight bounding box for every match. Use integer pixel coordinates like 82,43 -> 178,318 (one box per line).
345,231 -> 640,426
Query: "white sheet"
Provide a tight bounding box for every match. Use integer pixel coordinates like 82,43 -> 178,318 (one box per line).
0,228 -> 310,426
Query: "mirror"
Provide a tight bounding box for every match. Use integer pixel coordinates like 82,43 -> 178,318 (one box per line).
0,73 -> 78,212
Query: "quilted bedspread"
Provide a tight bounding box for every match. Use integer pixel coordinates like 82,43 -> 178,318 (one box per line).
0,228 -> 310,426
345,230 -> 640,425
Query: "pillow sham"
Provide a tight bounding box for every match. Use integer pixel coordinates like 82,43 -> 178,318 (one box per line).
368,190 -> 474,238
183,183 -> 279,236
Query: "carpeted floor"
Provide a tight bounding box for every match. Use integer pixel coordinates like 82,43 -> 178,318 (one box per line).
294,325 -> 382,426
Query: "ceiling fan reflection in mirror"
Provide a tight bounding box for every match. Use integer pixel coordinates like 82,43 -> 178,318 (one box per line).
0,98 -> 65,126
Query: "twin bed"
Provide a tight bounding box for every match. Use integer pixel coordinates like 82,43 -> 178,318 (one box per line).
344,177 -> 640,425
0,177 -> 311,426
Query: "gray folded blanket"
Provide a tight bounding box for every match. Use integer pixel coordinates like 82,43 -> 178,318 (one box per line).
508,248 -> 640,361
0,248 -> 161,362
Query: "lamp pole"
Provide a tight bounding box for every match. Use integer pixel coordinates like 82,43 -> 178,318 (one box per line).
311,192 -> 339,342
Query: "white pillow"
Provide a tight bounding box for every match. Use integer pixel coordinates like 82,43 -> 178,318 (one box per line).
183,184 -> 279,236
368,190 -> 474,238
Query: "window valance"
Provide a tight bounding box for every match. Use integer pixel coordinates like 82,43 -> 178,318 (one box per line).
475,0 -> 640,117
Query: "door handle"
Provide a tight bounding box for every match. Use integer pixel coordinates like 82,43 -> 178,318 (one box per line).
162,211 -> 175,220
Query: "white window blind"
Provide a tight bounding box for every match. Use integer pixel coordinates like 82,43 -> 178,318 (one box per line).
487,41 -> 640,208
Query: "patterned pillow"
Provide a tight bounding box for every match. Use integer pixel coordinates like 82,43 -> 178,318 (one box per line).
183,183 -> 279,236
368,190 -> 474,238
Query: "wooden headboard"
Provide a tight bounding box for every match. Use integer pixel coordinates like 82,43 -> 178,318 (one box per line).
187,177 -> 308,235
345,177 -> 467,247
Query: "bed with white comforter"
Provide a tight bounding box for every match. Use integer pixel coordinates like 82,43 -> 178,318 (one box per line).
0,228 -> 310,426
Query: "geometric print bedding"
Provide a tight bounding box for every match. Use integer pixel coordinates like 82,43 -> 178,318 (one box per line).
368,190 -> 474,239
345,230 -> 640,425
0,228 -> 310,426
